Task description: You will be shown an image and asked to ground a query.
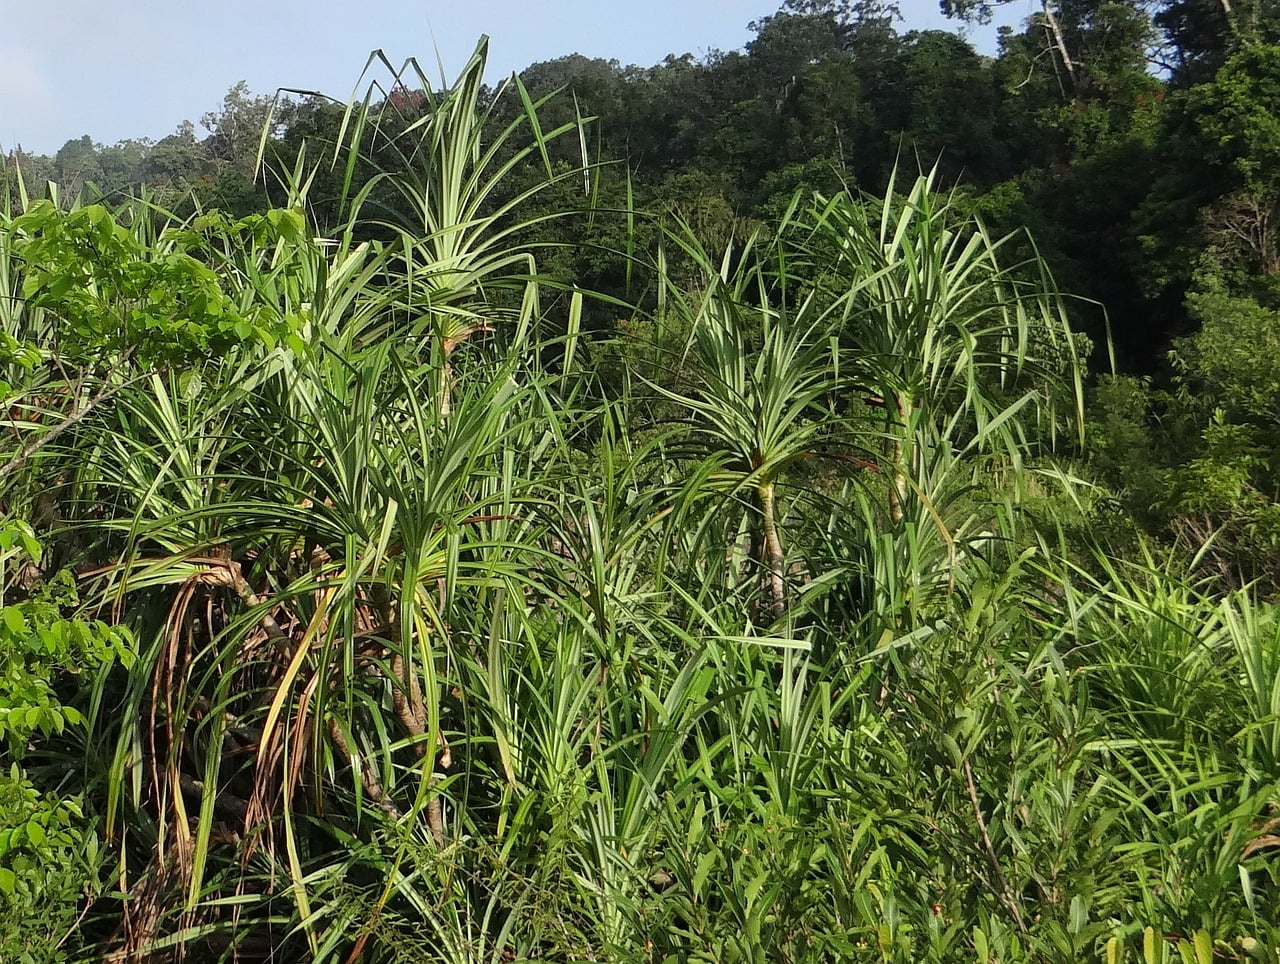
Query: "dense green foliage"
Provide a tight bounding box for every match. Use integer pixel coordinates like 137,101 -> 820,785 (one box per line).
2,2 -> 1280,960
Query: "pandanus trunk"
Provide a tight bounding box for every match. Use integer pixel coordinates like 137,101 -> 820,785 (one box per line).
439,322 -> 492,419
440,344 -> 454,420
888,394 -> 913,525
374,585 -> 448,846
758,481 -> 786,620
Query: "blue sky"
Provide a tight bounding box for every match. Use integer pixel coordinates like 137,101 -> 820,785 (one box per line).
3,0 -> 1030,156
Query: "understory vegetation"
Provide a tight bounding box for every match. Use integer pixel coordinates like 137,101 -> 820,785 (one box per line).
2,3 -> 1280,961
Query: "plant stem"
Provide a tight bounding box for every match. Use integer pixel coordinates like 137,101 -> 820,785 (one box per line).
963,756 -> 1027,932
758,480 -> 786,620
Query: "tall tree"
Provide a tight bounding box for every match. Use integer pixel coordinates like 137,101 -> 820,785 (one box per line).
1156,0 -> 1280,84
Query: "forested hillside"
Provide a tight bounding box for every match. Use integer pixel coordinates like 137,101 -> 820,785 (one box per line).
2,0 -> 1280,960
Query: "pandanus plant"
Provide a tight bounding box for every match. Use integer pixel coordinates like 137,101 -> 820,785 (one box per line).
318,37 -> 594,413
30,41 -> 601,957
801,169 -> 1085,526
652,228 -> 847,621
651,170 -> 1084,622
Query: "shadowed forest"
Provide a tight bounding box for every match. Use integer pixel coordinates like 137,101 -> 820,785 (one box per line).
2,0 -> 1280,960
